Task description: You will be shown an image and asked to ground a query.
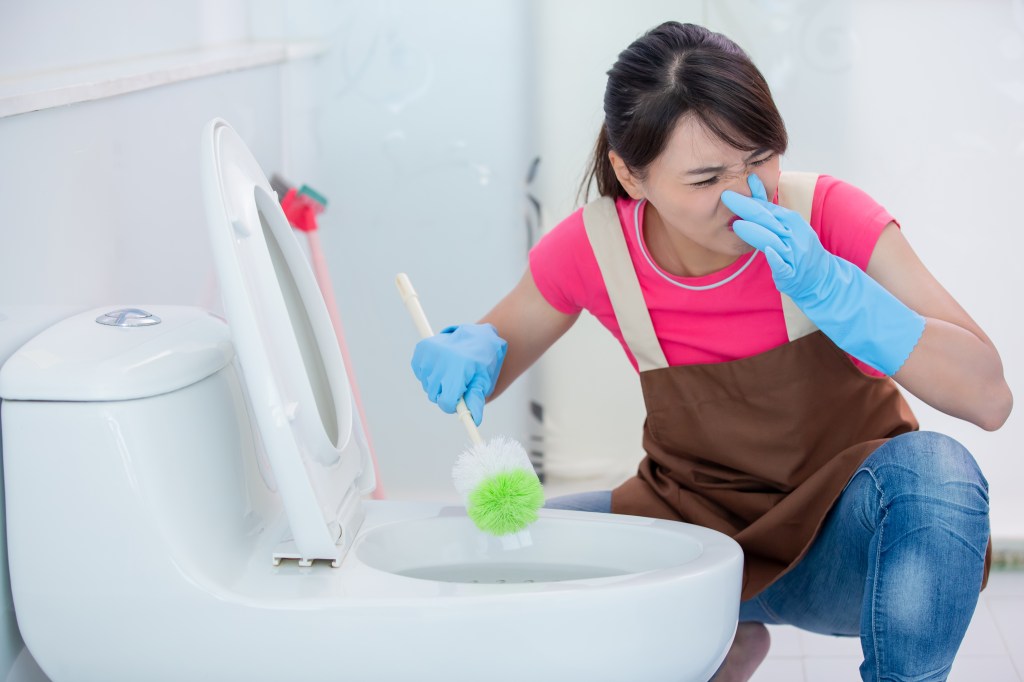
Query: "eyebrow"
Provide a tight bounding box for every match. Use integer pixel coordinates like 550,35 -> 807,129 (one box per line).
685,148 -> 771,176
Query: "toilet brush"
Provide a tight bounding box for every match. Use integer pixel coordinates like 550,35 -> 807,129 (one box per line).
395,273 -> 544,538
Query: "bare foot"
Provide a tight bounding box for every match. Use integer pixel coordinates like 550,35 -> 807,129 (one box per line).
710,622 -> 771,681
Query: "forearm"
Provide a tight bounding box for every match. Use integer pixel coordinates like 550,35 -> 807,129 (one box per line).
893,318 -> 1012,431
480,269 -> 579,401
723,183 -> 1013,431
802,269 -> 1013,430
484,332 -> 535,400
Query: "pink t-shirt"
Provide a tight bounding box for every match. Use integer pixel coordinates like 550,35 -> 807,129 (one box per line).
529,175 -> 896,376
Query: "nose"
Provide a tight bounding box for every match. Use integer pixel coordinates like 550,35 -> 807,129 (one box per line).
723,173 -> 751,197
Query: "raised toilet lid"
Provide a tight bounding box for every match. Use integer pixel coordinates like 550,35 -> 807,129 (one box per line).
201,118 -> 374,565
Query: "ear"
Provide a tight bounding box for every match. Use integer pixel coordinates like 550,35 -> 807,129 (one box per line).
608,150 -> 645,200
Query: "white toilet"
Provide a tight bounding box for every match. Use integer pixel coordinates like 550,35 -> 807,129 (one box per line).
0,119 -> 742,682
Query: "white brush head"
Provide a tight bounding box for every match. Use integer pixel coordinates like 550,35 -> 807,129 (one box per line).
451,435 -> 535,499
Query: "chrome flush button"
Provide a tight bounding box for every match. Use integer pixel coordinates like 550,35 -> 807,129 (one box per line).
95,308 -> 162,327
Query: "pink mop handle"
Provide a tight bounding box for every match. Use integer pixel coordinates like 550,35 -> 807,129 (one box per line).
305,230 -> 387,499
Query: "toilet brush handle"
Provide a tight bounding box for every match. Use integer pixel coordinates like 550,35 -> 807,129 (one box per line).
395,272 -> 435,339
395,273 -> 484,446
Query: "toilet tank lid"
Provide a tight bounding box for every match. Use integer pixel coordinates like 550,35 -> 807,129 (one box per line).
0,305 -> 234,402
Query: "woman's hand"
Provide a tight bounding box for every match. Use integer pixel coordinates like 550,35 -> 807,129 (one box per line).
409,270 -> 579,426
721,175 -> 925,378
723,174 -> 835,302
411,324 -> 507,426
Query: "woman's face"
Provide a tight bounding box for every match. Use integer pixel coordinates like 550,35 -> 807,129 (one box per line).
611,114 -> 781,273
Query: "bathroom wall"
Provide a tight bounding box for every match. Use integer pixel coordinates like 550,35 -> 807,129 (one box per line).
0,0 -> 534,506
284,0 -> 535,503
0,0 -> 1021,538
0,1 -> 286,307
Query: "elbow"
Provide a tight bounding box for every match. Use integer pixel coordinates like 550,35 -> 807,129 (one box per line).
974,383 -> 1013,432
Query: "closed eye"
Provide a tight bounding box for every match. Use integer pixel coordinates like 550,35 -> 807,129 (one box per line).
690,176 -> 719,188
689,153 -> 775,189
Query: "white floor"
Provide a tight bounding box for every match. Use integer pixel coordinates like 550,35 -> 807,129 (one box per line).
750,570 -> 1024,682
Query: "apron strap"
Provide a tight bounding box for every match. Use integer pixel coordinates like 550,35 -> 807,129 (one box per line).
582,172 -> 821,368
776,172 -> 820,342
583,197 -> 668,371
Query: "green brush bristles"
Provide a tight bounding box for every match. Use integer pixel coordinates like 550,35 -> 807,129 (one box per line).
466,468 -> 545,536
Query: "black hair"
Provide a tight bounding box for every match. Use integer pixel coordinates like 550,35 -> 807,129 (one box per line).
581,21 -> 788,201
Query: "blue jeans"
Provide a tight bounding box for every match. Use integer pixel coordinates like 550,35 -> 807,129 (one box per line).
544,431 -> 990,682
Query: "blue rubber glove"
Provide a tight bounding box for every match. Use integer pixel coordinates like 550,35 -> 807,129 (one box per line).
721,175 -> 925,375
411,323 -> 508,426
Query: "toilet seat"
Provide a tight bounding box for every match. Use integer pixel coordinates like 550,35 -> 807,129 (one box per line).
202,119 -> 374,566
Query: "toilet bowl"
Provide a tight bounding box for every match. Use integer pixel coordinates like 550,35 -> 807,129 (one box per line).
0,120 -> 742,682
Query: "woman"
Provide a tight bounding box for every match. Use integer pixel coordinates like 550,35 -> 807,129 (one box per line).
410,21 -> 1011,682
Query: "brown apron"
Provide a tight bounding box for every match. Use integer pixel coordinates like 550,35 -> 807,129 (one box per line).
585,172 -> 989,601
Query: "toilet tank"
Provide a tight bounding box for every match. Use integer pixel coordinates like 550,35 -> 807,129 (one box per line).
0,305 -> 281,606
0,305 -> 87,682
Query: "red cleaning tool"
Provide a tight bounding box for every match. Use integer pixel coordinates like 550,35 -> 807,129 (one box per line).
279,185 -> 326,233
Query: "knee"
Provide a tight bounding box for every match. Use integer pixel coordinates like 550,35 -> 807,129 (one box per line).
865,432 -> 990,564
864,431 -> 989,512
